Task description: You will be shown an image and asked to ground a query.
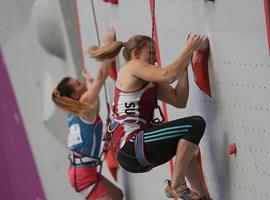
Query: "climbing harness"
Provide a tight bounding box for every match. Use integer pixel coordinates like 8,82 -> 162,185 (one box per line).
134,131 -> 154,171
108,103 -> 165,171
69,151 -> 103,199
151,105 -> 165,125
108,114 -> 154,171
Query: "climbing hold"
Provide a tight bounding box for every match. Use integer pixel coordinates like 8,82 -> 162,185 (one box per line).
228,143 -> 237,155
109,60 -> 117,81
192,38 -> 212,97
103,0 -> 118,4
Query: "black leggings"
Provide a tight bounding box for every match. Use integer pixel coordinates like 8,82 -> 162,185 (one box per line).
117,116 -> 206,173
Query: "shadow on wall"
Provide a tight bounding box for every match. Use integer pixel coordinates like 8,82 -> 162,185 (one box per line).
121,170 -> 132,200
31,0 -> 73,148
31,0 -> 66,59
43,109 -> 69,148
202,57 -> 233,200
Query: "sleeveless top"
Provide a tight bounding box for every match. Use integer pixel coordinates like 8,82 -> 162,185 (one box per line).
67,113 -> 103,158
112,82 -> 158,147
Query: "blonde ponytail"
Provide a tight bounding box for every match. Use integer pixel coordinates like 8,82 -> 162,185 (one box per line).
89,41 -> 124,61
89,35 -> 154,62
52,89 -> 91,116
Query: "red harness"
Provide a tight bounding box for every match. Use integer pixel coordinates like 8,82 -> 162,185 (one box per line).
108,105 -> 165,171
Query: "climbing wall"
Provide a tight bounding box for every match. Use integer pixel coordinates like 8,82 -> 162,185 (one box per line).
76,0 -> 270,199
75,1 -> 170,200
1,0 -> 269,200
155,0 -> 270,200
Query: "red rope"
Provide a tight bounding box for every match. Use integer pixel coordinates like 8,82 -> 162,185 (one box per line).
148,1 -> 175,198
264,0 -> 270,55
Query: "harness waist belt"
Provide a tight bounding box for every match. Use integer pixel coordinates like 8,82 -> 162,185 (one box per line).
114,116 -> 147,124
69,152 -> 100,165
108,115 -> 147,133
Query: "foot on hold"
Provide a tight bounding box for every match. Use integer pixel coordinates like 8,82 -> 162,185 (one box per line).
174,181 -> 200,200
164,179 -> 178,198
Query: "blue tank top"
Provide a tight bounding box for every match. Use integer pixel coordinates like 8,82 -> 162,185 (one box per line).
67,113 -> 103,158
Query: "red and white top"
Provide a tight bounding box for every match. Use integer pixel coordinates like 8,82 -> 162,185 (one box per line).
112,82 -> 158,147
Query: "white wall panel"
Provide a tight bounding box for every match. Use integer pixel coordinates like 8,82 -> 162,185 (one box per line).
2,0 -> 269,199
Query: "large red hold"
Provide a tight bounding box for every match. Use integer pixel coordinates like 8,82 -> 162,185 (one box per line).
192,38 -> 211,97
103,0 -> 118,4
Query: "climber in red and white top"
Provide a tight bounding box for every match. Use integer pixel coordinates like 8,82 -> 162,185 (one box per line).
89,33 -> 212,200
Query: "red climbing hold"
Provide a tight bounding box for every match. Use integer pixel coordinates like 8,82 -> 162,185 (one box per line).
191,38 -> 212,97
228,143 -> 237,155
103,0 -> 118,4
109,60 -> 117,81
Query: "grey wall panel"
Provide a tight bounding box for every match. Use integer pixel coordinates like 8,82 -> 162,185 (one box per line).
1,0 -> 83,199
0,0 -> 35,45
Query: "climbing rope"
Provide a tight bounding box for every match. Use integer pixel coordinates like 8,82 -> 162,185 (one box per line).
150,0 -> 156,65
90,0 -> 101,46
72,1 -> 113,198
90,0 -> 111,126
